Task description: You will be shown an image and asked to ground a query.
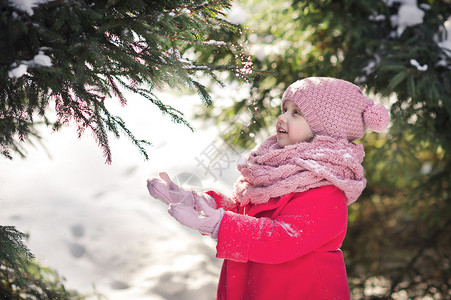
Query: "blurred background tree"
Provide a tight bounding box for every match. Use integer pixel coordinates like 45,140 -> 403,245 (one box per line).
197,0 -> 451,298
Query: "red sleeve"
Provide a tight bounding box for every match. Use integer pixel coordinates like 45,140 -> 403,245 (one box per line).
206,190 -> 239,213
215,186 -> 348,264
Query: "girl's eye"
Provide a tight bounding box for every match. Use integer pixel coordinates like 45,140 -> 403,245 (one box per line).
294,110 -> 302,115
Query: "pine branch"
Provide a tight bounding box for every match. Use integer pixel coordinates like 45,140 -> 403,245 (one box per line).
0,226 -> 34,284
0,225 -> 87,298
191,80 -> 212,106
1,0 -> 249,162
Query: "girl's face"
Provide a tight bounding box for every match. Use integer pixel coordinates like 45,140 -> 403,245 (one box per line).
276,100 -> 314,147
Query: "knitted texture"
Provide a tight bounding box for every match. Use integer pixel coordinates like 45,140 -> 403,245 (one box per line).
232,135 -> 366,205
282,77 -> 390,140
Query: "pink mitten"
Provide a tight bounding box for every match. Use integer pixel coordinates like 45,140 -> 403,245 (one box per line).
147,172 -> 191,205
147,172 -> 216,210
168,196 -> 225,239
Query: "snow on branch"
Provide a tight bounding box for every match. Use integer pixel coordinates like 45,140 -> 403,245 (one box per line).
8,51 -> 52,79
8,0 -> 54,16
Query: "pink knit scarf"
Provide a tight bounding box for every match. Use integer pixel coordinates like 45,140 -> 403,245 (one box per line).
232,135 -> 366,206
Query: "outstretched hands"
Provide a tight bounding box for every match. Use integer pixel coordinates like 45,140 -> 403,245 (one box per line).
147,172 -> 223,238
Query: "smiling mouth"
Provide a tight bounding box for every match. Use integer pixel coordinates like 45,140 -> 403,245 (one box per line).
278,129 -> 287,134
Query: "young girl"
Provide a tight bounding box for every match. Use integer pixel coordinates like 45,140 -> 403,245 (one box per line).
147,77 -> 390,299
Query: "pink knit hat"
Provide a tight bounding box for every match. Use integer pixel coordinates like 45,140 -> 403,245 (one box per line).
282,77 -> 390,140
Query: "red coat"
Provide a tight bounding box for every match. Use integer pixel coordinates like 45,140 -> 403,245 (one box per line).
207,185 -> 351,300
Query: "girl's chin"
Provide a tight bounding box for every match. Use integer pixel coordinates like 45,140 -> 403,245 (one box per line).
276,138 -> 287,148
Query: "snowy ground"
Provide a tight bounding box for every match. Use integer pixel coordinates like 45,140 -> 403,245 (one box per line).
0,89 -> 248,299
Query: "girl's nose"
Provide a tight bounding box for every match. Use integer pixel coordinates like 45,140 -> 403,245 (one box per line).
278,113 -> 287,123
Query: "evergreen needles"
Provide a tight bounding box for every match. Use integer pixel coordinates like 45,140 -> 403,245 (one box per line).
1,0 -> 245,163
0,226 -> 87,299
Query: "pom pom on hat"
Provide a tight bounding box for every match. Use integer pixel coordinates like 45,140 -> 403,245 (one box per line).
363,103 -> 390,132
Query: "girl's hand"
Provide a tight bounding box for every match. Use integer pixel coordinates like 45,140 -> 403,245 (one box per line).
146,172 -> 217,210
147,172 -> 193,206
168,196 -> 224,239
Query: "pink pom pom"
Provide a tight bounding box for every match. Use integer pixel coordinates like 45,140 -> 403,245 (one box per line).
363,104 -> 390,132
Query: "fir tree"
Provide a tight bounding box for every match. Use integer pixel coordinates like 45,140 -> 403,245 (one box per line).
1,0 -> 249,163
0,226 -> 87,299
